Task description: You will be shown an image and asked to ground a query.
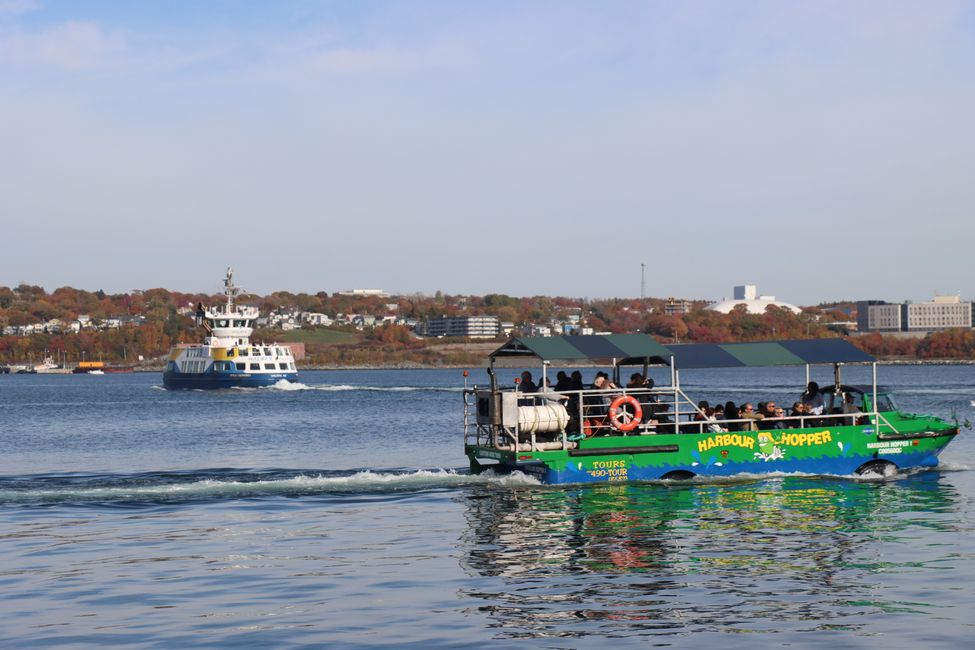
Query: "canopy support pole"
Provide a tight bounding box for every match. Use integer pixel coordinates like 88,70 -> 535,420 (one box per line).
872,362 -> 878,427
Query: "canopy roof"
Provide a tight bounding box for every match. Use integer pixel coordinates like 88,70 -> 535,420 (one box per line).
489,334 -> 672,366
490,336 -> 874,368
666,339 -> 874,368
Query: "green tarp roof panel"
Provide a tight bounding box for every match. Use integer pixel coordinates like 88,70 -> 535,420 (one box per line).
565,334 -> 672,363
723,342 -> 807,366
561,335 -> 628,359
490,336 -> 588,360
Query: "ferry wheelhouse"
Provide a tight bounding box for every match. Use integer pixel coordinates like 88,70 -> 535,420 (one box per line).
163,268 -> 298,389
464,335 -> 959,483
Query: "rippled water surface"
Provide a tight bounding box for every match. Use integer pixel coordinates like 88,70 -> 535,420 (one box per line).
1,366 -> 973,647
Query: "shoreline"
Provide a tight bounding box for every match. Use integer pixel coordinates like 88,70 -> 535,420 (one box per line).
120,358 -> 975,372
7,358 -> 975,375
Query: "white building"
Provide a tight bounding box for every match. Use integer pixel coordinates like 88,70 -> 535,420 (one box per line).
905,295 -> 973,331
857,295 -> 974,332
337,289 -> 389,298
300,312 -> 333,327
424,316 -> 500,339
708,285 -> 801,315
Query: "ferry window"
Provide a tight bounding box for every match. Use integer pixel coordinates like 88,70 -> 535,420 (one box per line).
278,363 -> 288,370
234,320 -> 245,327
265,363 -> 276,370
874,394 -> 898,411
218,319 -> 228,327
235,362 -> 245,371
289,363 -> 295,371
240,348 -> 249,357
167,361 -> 177,372
249,363 -> 261,371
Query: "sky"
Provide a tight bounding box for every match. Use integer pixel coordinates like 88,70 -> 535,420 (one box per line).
2,0 -> 973,305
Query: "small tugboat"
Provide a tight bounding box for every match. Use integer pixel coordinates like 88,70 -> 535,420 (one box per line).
464,336 -> 960,483
163,268 -> 298,389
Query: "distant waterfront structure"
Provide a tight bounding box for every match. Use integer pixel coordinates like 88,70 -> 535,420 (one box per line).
423,315 -> 500,339
337,289 -> 389,298
664,298 -> 692,315
857,295 -> 974,332
708,285 -> 801,315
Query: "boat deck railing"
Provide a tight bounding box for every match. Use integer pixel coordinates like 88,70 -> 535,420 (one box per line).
464,385 -> 899,453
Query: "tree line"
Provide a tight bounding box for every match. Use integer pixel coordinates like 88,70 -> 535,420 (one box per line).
2,283 -> 974,364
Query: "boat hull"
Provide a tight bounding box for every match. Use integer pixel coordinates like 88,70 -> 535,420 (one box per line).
467,425 -> 958,484
163,370 -> 298,390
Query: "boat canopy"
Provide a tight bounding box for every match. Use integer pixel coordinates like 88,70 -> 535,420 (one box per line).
490,336 -> 873,368
489,334 -> 672,366
667,339 -> 874,369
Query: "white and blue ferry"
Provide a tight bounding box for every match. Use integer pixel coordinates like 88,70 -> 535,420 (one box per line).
163,268 -> 298,389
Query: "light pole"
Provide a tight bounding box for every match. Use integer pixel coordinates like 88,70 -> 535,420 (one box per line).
640,263 -> 646,302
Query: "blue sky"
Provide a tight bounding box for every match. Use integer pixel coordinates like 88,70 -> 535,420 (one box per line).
2,0 -> 973,305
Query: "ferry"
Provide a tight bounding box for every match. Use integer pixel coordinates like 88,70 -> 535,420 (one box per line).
163,268 -> 298,390
464,335 -> 960,483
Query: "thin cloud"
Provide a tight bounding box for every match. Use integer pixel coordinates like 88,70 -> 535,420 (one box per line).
0,20 -> 124,70
0,0 -> 39,16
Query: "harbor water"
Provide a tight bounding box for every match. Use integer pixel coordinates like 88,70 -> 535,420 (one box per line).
1,366 -> 974,647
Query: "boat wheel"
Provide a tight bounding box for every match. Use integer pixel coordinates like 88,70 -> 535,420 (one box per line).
855,460 -> 897,477
660,470 -> 696,481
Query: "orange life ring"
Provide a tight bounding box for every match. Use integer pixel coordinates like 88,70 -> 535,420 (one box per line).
608,395 -> 642,432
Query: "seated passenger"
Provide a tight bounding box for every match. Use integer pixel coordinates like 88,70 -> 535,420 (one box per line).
789,402 -> 808,428
801,381 -> 825,415
651,402 -> 673,427
627,372 -> 651,388
553,371 -> 571,392
769,407 -> 789,429
712,403 -> 726,423
739,402 -> 765,431
537,377 -> 569,404
585,373 -> 614,418
841,392 -> 862,424
724,401 -> 740,432
693,400 -> 710,421
565,370 -> 585,424
519,371 -> 538,393
570,370 -> 584,391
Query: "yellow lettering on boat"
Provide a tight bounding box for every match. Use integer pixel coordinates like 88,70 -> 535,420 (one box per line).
592,460 -> 627,469
779,430 -> 833,447
697,434 -> 755,452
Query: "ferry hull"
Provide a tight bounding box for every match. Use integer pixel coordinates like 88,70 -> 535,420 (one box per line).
163,371 -> 298,390
467,426 -> 957,484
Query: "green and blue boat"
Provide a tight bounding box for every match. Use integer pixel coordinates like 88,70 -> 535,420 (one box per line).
464,335 -> 959,483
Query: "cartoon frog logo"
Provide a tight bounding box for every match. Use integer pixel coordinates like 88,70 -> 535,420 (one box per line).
755,431 -> 785,462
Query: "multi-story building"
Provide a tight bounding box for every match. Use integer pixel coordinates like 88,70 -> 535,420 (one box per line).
857,296 -> 973,332
664,298 -> 692,315
856,301 -> 903,332
424,316 -> 500,339
905,295 -> 973,331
